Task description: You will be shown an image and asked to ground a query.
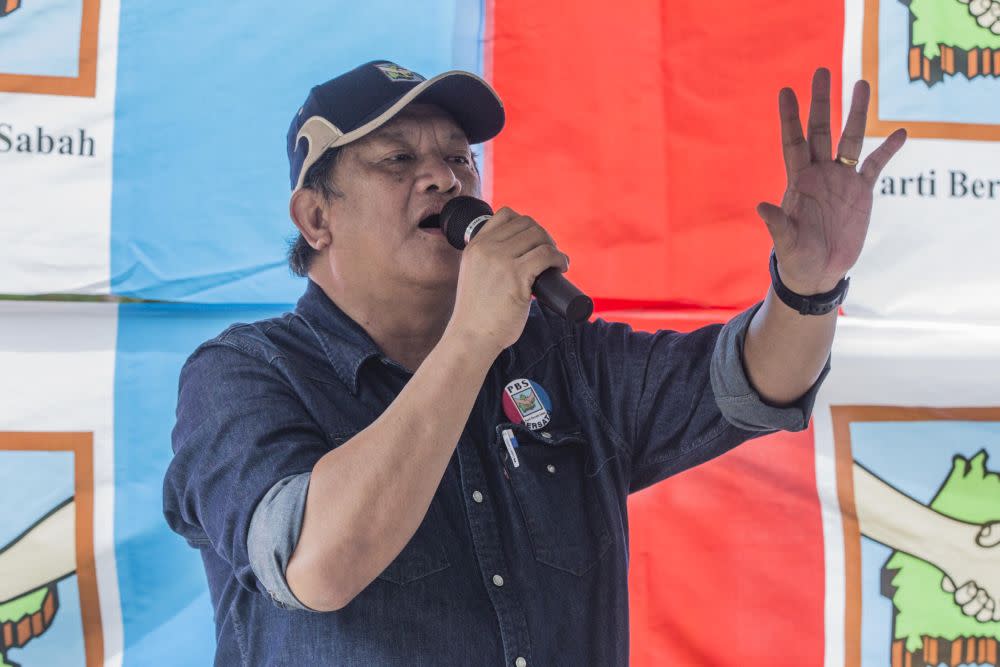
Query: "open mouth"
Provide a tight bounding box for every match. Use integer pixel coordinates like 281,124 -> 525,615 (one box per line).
418,214 -> 441,230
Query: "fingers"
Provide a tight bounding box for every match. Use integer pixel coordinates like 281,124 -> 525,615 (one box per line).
980,598 -> 998,623
779,88 -> 810,178
469,206 -> 566,269
947,578 -> 1000,622
517,244 -> 570,286
955,580 -> 977,605
859,128 -> 906,184
836,80 -> 870,163
474,207 -> 551,248
807,68 -> 833,162
964,587 -> 989,617
507,225 -> 558,261
478,206 -> 529,244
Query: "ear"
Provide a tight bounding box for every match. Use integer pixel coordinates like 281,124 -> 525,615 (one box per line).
289,188 -> 333,251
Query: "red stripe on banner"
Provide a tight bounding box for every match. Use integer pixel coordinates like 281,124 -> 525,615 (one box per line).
628,430 -> 824,666
491,2 -> 844,309
593,310 -> 825,666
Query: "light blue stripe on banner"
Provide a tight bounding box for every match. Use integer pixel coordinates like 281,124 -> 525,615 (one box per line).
114,302 -> 290,666
111,1 -> 486,303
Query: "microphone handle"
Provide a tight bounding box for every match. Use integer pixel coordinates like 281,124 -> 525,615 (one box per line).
533,267 -> 594,322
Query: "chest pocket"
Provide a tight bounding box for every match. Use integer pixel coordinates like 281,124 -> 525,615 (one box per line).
498,423 -> 612,576
375,496 -> 451,586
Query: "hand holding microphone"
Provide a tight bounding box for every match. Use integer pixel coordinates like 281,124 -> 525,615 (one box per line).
440,196 -> 593,322
440,197 -> 593,355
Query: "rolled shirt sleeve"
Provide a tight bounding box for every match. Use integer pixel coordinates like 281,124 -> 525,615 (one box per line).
163,339 -> 330,609
566,301 -> 829,494
247,472 -> 315,611
709,302 -> 830,432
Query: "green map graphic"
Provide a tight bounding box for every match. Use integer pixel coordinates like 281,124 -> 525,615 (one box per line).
907,0 -> 1000,59
883,451 -> 1000,653
0,584 -> 59,666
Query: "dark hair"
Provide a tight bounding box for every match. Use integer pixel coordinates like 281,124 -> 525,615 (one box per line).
287,147 -> 344,277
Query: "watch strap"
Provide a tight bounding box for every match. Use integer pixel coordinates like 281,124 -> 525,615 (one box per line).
769,250 -> 849,316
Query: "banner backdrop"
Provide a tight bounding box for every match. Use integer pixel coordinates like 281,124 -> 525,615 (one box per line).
0,302 -> 286,667
1,1 -> 999,666
624,310 -> 1000,667
0,0 -> 120,295
0,302 -> 119,667
0,0 -> 485,302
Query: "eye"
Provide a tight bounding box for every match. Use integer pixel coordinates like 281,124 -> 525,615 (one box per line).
386,153 -> 414,163
449,155 -> 472,165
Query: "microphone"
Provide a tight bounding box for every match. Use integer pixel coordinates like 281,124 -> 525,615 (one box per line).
440,196 -> 594,322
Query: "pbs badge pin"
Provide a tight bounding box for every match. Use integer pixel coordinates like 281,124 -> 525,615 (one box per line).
502,379 -> 551,430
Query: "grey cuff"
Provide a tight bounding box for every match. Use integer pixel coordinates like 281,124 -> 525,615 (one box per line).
247,472 -> 315,612
709,302 -> 830,432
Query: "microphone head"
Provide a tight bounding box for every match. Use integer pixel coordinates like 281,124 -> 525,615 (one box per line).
440,196 -> 494,249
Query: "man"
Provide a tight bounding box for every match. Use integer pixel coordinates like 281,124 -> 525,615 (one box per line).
163,60 -> 905,665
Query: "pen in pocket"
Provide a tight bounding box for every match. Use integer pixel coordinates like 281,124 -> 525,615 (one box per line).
501,428 -> 520,469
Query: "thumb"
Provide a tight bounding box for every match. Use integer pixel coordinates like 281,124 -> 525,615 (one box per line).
977,521 -> 1000,548
756,202 -> 793,247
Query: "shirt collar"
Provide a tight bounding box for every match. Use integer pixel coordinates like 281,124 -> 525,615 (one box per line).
294,279 -> 518,394
294,280 -> 382,394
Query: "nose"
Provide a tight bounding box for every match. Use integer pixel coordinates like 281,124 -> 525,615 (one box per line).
420,156 -> 461,195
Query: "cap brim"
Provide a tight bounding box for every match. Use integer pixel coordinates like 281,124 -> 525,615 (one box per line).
294,71 -> 504,191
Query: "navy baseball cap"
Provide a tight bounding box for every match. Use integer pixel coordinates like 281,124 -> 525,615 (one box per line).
287,60 -> 505,192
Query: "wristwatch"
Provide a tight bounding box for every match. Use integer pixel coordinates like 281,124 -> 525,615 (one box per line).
769,249 -> 849,316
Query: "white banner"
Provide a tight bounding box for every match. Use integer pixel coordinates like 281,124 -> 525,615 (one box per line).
0,0 -> 121,295
815,313 -> 1000,666
844,0 -> 1000,323
0,301 -> 121,667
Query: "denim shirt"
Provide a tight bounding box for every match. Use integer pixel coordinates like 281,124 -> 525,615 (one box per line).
163,280 -> 827,667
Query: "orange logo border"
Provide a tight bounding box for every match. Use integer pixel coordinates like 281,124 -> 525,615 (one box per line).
0,0 -> 101,97
832,406 -> 1000,667
863,0 -> 1000,141
0,432 -> 104,666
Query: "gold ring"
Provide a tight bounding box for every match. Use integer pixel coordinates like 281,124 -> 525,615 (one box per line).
836,155 -> 859,167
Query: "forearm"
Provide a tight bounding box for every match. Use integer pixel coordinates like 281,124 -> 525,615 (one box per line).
742,286 -> 837,406
853,463 -> 979,580
286,325 -> 498,611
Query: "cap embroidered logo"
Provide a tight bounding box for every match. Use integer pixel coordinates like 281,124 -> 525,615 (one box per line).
375,63 -> 424,82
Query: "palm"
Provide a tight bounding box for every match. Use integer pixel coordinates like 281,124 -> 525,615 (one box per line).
781,162 -> 872,279
759,69 -> 906,294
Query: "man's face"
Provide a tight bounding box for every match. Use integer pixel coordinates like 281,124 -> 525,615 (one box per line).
321,103 -> 481,294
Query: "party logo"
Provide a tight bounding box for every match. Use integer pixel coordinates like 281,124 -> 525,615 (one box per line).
0,432 -> 104,666
0,0 -> 100,96
862,0 -> 1000,140
502,379 -> 552,431
832,406 -> 1000,666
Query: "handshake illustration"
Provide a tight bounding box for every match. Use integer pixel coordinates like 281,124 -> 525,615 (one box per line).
940,521 -> 1000,623
854,463 -> 1000,624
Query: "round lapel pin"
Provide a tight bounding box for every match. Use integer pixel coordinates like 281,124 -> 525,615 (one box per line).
502,378 -> 552,430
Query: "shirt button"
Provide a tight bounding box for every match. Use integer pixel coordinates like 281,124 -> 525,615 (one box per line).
546,464 -> 556,474
492,574 -> 504,587
472,490 -> 484,503
515,658 -> 527,667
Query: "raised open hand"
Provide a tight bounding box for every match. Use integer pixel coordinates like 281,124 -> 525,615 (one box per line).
757,68 -> 907,295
